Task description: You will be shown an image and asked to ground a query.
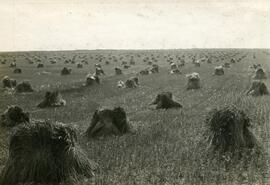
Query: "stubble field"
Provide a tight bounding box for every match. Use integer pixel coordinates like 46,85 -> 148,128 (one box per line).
0,49 -> 270,185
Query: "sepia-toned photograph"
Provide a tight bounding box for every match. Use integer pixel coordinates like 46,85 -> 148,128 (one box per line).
0,0 -> 270,184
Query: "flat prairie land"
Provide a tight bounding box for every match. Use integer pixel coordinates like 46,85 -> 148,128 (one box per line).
0,49 -> 270,185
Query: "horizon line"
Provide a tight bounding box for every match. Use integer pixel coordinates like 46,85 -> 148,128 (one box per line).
1,48 -> 270,53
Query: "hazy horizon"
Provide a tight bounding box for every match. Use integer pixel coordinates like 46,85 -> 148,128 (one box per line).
1,48 -> 270,54
0,0 -> 269,51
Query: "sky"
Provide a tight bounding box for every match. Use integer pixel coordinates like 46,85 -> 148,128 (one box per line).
0,0 -> 269,51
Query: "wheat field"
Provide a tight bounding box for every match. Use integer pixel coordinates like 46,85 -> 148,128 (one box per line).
0,49 -> 270,185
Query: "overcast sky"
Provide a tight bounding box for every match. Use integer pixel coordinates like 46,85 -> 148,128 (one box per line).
0,0 -> 269,51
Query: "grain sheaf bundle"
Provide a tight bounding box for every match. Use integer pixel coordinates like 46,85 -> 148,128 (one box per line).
123,65 -> 130,69
170,63 -> 177,70
77,63 -> 83,68
207,58 -> 212,63
125,77 -> 139,88
37,63 -> 44,68
85,74 -> 100,86
150,64 -> 159,73
186,72 -> 201,90
205,106 -> 261,158
117,80 -> 125,88
150,92 -> 182,109
170,68 -> 181,74
9,62 -> 16,68
180,59 -> 185,66
230,58 -> 236,63
37,91 -> 66,108
86,107 -> 130,138
250,64 -> 261,70
15,81 -> 34,93
223,62 -> 230,68
246,81 -> 269,96
95,67 -> 105,76
95,63 -> 101,68
194,60 -> 200,67
139,69 -> 150,75
0,121 -> 96,185
1,105 -> 30,127
13,68 -> 22,74
253,68 -> 267,80
2,76 -> 17,88
213,66 -> 224,76
115,67 -> 122,75
61,67 -> 72,75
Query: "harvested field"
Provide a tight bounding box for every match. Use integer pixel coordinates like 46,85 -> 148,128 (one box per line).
0,49 -> 270,185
